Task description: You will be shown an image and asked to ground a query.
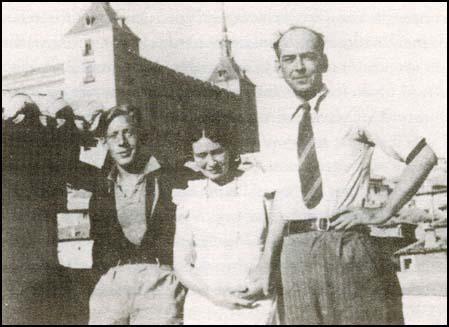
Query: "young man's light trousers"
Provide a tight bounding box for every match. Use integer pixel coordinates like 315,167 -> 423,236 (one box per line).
89,264 -> 185,325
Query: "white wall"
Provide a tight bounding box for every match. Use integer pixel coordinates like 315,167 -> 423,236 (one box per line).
63,28 -> 117,115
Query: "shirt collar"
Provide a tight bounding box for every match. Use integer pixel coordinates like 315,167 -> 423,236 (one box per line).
107,155 -> 161,184
291,85 -> 329,120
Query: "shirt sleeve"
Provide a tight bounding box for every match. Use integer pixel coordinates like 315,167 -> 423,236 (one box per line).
172,188 -> 194,244
172,188 -> 190,219
362,108 -> 426,163
270,188 -> 294,221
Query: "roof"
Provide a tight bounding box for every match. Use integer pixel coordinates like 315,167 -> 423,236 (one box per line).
376,221 -> 417,229
132,54 -> 241,98
66,2 -> 139,39
432,217 -> 447,228
208,57 -> 255,86
370,175 -> 386,181
395,238 -> 447,256
396,207 -> 434,224
2,63 -> 64,82
415,188 -> 447,196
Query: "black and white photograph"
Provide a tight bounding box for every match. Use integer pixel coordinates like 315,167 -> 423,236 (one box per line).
2,2 -> 447,325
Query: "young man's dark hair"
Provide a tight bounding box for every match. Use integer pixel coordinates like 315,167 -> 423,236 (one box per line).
96,104 -> 142,138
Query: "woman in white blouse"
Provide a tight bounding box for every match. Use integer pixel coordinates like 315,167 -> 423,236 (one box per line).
173,118 -> 277,325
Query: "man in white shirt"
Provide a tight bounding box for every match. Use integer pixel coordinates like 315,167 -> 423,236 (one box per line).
251,26 -> 438,324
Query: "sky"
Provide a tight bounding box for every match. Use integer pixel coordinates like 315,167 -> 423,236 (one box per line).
2,2 -> 447,176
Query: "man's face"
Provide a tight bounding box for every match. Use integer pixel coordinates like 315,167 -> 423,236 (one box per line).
277,29 -> 327,98
105,115 -> 138,168
192,136 -> 230,182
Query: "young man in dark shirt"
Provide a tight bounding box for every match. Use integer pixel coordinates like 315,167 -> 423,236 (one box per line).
88,104 -> 185,325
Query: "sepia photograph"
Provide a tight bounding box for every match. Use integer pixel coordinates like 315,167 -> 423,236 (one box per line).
2,2 -> 447,325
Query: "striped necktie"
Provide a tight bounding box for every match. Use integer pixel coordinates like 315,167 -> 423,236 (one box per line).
297,102 -> 323,209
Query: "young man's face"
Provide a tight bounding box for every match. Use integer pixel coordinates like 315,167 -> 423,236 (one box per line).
192,136 -> 230,182
105,115 -> 138,168
277,29 -> 327,98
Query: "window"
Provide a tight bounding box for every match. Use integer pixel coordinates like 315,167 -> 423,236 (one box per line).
85,15 -> 95,27
83,63 -> 95,84
83,40 -> 93,56
218,70 -> 227,79
404,258 -> 413,270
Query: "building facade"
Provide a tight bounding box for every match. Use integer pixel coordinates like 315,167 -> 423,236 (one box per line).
2,2 -> 260,167
366,176 -> 392,208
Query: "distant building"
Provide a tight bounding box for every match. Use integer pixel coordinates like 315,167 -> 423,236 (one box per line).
432,218 -> 448,240
421,157 -> 447,192
366,176 -> 392,208
207,4 -> 259,152
411,189 -> 447,217
369,157 -> 447,221
2,2 -> 260,167
370,222 -> 417,240
395,223 -> 447,325
407,157 -> 447,214
395,225 -> 447,274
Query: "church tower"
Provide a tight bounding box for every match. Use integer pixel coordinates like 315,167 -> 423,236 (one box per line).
208,3 -> 260,153
63,2 -> 140,116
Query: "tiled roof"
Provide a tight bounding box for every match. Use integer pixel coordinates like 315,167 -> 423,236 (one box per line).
395,207 -> 433,224
208,57 -> 255,86
432,217 -> 447,228
395,238 -> 447,256
135,54 -> 239,97
376,221 -> 417,229
67,2 -> 138,39
2,64 -> 64,81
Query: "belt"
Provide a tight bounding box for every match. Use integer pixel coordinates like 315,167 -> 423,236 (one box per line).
116,256 -> 161,267
285,217 -> 335,236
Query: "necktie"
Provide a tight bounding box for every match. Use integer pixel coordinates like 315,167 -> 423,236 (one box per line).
297,102 -> 323,209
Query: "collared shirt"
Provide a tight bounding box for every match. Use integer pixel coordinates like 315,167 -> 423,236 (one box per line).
267,85 -> 424,220
107,156 -> 161,245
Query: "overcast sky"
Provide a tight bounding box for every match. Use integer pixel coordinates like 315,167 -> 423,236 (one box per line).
2,2 -> 447,176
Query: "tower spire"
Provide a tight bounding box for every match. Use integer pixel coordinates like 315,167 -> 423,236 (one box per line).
220,3 -> 232,58
222,2 -> 228,34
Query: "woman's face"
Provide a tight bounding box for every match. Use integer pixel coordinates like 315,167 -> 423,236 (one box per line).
192,136 -> 231,182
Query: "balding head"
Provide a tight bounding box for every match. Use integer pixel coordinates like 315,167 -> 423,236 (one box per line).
274,26 -> 328,99
273,26 -> 325,59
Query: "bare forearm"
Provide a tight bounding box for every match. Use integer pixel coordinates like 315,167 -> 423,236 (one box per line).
380,145 -> 437,221
261,218 -> 287,266
173,228 -> 211,298
174,264 -> 210,298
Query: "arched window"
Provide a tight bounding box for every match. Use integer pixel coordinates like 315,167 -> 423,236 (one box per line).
85,15 -> 96,27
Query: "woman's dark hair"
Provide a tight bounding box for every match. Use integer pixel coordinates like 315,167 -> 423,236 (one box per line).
187,113 -> 241,170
